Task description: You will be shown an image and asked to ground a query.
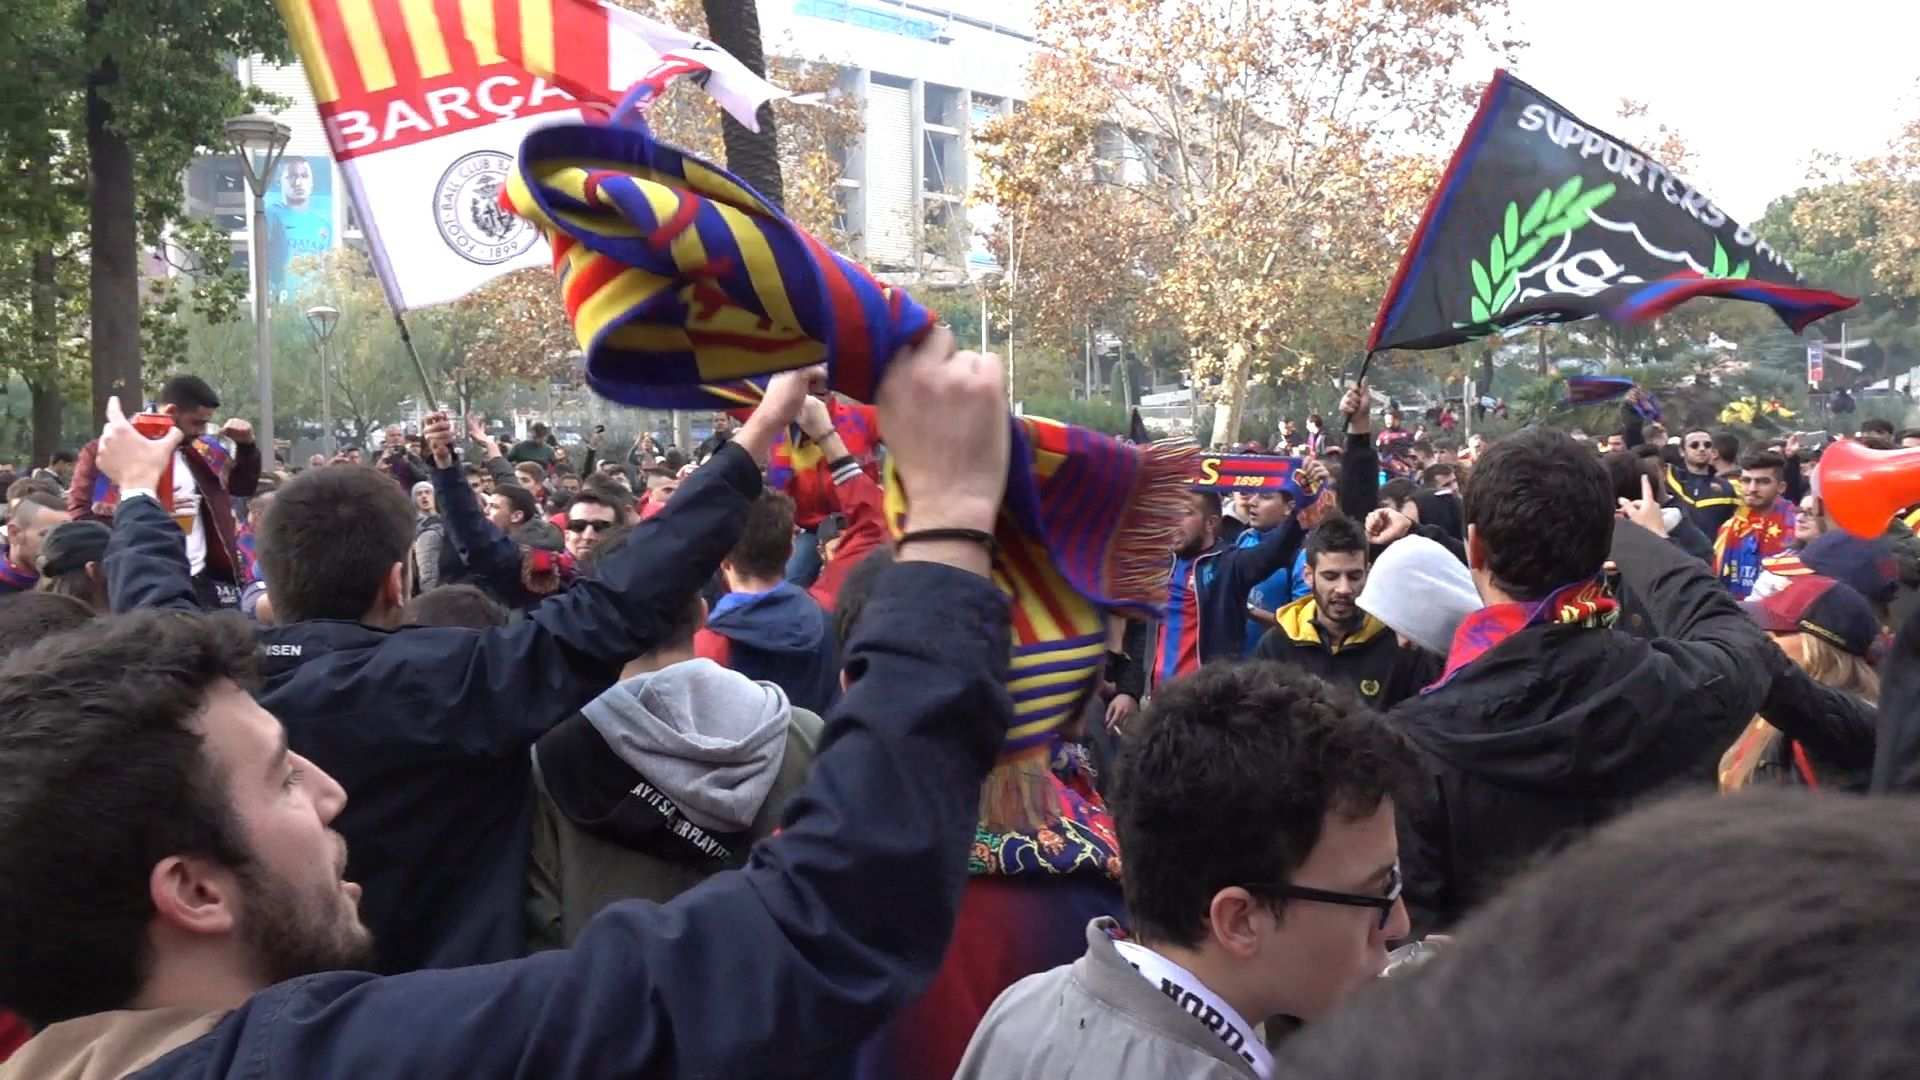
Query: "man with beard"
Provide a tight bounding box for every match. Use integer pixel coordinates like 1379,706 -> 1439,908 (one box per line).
1152,468 -> 1323,690
1255,515 -> 1438,709
1666,428 -> 1737,540
1713,450 -> 1797,600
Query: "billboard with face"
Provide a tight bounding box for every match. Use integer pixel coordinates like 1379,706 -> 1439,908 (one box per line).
264,155 -> 336,302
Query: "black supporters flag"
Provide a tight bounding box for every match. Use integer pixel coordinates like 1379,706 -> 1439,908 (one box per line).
1368,70 -> 1855,354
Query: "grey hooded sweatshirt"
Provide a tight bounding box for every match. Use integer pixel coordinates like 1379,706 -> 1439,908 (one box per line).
527,658 -> 822,949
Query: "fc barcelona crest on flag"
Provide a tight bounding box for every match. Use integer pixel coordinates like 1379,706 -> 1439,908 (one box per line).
1368,70 -> 1855,354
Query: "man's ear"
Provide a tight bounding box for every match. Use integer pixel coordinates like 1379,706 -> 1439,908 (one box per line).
1205,886 -> 1266,960
149,854 -> 240,938
1465,523 -> 1487,572
382,561 -> 407,610
85,559 -> 102,582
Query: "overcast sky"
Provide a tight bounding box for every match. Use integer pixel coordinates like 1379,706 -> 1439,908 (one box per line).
1492,2 -> 1911,222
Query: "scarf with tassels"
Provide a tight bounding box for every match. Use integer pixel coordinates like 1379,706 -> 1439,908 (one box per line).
1430,578 -> 1617,690
500,115 -> 1192,868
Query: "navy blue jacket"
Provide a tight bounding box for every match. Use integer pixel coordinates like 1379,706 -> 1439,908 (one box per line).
429,455 -> 545,608
1175,518 -> 1307,671
699,582 -> 841,714
106,446 -> 763,974
126,560 -> 1011,1078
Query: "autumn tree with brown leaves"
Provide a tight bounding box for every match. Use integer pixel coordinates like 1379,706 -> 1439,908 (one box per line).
976,0 -> 1517,444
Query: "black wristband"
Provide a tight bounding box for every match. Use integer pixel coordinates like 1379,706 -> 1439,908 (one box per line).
826,454 -> 857,473
897,527 -> 997,556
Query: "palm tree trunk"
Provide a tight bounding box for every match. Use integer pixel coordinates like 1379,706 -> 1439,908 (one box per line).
700,0 -> 783,208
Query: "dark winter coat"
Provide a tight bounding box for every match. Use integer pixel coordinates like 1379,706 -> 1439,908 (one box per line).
1390,520 -> 1786,933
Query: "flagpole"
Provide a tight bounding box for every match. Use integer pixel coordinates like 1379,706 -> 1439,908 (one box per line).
392,312 -> 442,413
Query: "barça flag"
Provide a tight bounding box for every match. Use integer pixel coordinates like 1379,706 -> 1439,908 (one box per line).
1368,70 -> 1855,354
273,0 -> 781,311
1191,453 -> 1316,495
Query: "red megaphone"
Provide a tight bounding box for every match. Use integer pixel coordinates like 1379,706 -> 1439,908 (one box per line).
1816,439 -> 1920,538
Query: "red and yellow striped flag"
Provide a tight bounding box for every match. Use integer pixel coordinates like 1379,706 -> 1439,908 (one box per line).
272,0 -> 779,310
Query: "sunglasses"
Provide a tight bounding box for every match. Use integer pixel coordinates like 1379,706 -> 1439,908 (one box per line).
565,519 -> 614,534
1685,440 -> 1713,449
1260,862 -> 1402,930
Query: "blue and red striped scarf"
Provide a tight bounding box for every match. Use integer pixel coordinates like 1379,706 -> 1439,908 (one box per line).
1430,578 -> 1617,690
90,434 -> 230,510
502,115 -> 1195,840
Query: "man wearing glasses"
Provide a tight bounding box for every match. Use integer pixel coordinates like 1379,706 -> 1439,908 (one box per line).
563,489 -> 624,562
1666,427 -> 1738,539
958,663 -> 1419,1079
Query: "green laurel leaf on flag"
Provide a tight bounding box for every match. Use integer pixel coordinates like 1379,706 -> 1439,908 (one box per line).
1539,182 -> 1617,240
1493,274 -> 1518,312
1711,240 -> 1729,278
1732,259 -> 1750,278
1520,188 -> 1551,233
1547,174 -> 1584,217
1462,179 -> 1615,328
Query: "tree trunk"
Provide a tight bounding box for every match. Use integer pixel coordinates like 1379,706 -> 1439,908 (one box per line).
1478,340 -> 1496,401
86,9 -> 140,426
27,378 -> 64,468
1535,327 -> 1550,376
700,0 -> 784,208
1211,343 -> 1250,448
28,249 -> 63,465
671,410 -> 693,452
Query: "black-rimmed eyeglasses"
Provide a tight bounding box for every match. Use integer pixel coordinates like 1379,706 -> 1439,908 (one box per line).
566,519 -> 614,533
1260,863 -> 1402,930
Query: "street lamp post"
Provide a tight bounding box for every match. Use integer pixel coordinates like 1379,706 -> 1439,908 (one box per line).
225,113 -> 293,462
305,305 -> 340,456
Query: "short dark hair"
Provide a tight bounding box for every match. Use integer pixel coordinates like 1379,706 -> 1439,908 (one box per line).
401,584 -> 509,629
1738,449 -> 1787,477
1413,438 -> 1435,456
575,478 -> 633,519
1379,478 -> 1417,508
727,491 -> 795,581
158,374 -> 220,411
0,592 -> 95,659
1898,427 -> 1920,444
493,483 -> 540,526
462,463 -> 484,479
1190,489 -> 1223,518
1112,662 -> 1417,949
261,465 -> 415,622
1603,450 -> 1663,504
1464,428 -> 1612,600
0,610 -> 259,1024
1860,418 -> 1896,438
1712,431 -> 1740,463
833,547 -> 896,648
1271,791 -> 1920,1080
530,422 -> 550,438
1305,514 -> 1367,568
1420,463 -> 1456,486
1858,433 -> 1897,452
49,449 -> 75,466
11,490 -> 64,520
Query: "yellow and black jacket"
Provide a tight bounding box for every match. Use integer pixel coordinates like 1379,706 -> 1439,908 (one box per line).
1253,596 -> 1438,709
1666,465 -> 1738,540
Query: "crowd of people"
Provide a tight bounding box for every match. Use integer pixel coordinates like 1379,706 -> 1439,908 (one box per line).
2,340 -> 1920,1079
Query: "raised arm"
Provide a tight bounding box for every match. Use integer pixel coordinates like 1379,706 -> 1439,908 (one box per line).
94,397 -> 200,614
1338,381 -> 1380,521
